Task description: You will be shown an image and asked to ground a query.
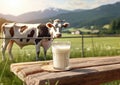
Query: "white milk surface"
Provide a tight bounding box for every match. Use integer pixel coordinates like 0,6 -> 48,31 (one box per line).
52,45 -> 70,70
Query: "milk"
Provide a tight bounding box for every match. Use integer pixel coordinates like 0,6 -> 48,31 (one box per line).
52,41 -> 71,70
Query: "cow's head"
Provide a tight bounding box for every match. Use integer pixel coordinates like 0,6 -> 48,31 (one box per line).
46,19 -> 69,38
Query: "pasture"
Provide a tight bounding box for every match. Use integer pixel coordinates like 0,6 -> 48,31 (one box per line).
0,34 -> 120,85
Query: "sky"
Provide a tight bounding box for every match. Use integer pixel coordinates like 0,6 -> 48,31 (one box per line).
0,0 -> 120,16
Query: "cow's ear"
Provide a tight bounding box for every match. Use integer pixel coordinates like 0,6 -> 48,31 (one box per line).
46,22 -> 54,29
63,22 -> 69,28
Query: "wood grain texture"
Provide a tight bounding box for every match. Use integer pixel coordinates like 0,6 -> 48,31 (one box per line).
10,56 -> 120,85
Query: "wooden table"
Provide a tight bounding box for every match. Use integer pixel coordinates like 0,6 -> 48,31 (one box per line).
10,56 -> 120,85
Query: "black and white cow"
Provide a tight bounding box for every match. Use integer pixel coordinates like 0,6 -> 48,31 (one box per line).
1,19 -> 69,61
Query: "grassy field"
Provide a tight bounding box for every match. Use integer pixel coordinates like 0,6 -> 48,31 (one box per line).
0,34 -> 120,85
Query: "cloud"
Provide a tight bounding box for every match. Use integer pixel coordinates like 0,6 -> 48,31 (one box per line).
92,0 -> 120,8
44,0 -> 70,10
63,0 -> 120,10
68,0 -> 90,9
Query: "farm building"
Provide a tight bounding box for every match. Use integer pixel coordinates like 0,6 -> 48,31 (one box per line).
71,30 -> 81,35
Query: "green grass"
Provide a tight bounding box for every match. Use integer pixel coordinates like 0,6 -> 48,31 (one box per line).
0,34 -> 120,85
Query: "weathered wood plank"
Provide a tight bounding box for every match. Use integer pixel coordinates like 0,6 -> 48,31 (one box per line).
10,61 -> 50,80
10,56 -> 120,85
10,61 -> 50,70
70,56 -> 120,69
11,56 -> 120,74
26,64 -> 120,85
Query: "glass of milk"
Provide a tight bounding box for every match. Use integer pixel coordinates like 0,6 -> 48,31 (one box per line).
52,41 -> 71,70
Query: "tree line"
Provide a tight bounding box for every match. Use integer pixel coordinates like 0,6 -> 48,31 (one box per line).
98,18 -> 120,34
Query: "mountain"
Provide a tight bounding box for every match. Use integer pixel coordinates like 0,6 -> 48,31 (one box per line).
29,2 -> 120,27
52,2 -> 120,27
0,2 -> 120,27
0,8 -> 71,22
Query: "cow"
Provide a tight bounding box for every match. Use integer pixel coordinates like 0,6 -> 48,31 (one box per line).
0,19 -> 69,61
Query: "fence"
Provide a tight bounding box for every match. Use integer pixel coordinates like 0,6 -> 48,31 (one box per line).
1,34 -> 120,58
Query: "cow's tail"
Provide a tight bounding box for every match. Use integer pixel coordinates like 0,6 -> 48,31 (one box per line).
0,23 -> 14,50
0,23 -> 7,38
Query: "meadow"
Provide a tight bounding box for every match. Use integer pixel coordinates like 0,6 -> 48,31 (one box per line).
0,34 -> 120,85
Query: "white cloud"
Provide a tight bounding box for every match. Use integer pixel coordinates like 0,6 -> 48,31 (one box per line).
63,0 -> 120,10
92,0 -> 120,8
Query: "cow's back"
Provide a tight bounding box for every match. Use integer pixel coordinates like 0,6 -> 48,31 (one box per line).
2,23 -> 39,38
2,23 -> 40,47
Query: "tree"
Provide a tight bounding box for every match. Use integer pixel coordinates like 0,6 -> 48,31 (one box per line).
109,18 -> 120,34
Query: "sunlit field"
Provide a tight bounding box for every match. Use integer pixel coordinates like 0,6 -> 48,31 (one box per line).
0,34 -> 120,85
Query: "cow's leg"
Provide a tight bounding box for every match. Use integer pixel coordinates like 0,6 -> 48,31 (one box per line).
43,46 -> 50,60
42,40 -> 52,60
43,48 -> 47,60
7,40 -> 14,61
35,43 -> 40,61
1,39 -> 9,61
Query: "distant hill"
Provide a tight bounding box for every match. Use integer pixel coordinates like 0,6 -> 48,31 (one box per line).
29,2 -> 120,27
58,2 -> 120,27
0,13 -> 16,22
0,8 -> 71,22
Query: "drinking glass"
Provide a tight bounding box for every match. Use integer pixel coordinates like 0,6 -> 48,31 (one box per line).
52,41 -> 71,70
